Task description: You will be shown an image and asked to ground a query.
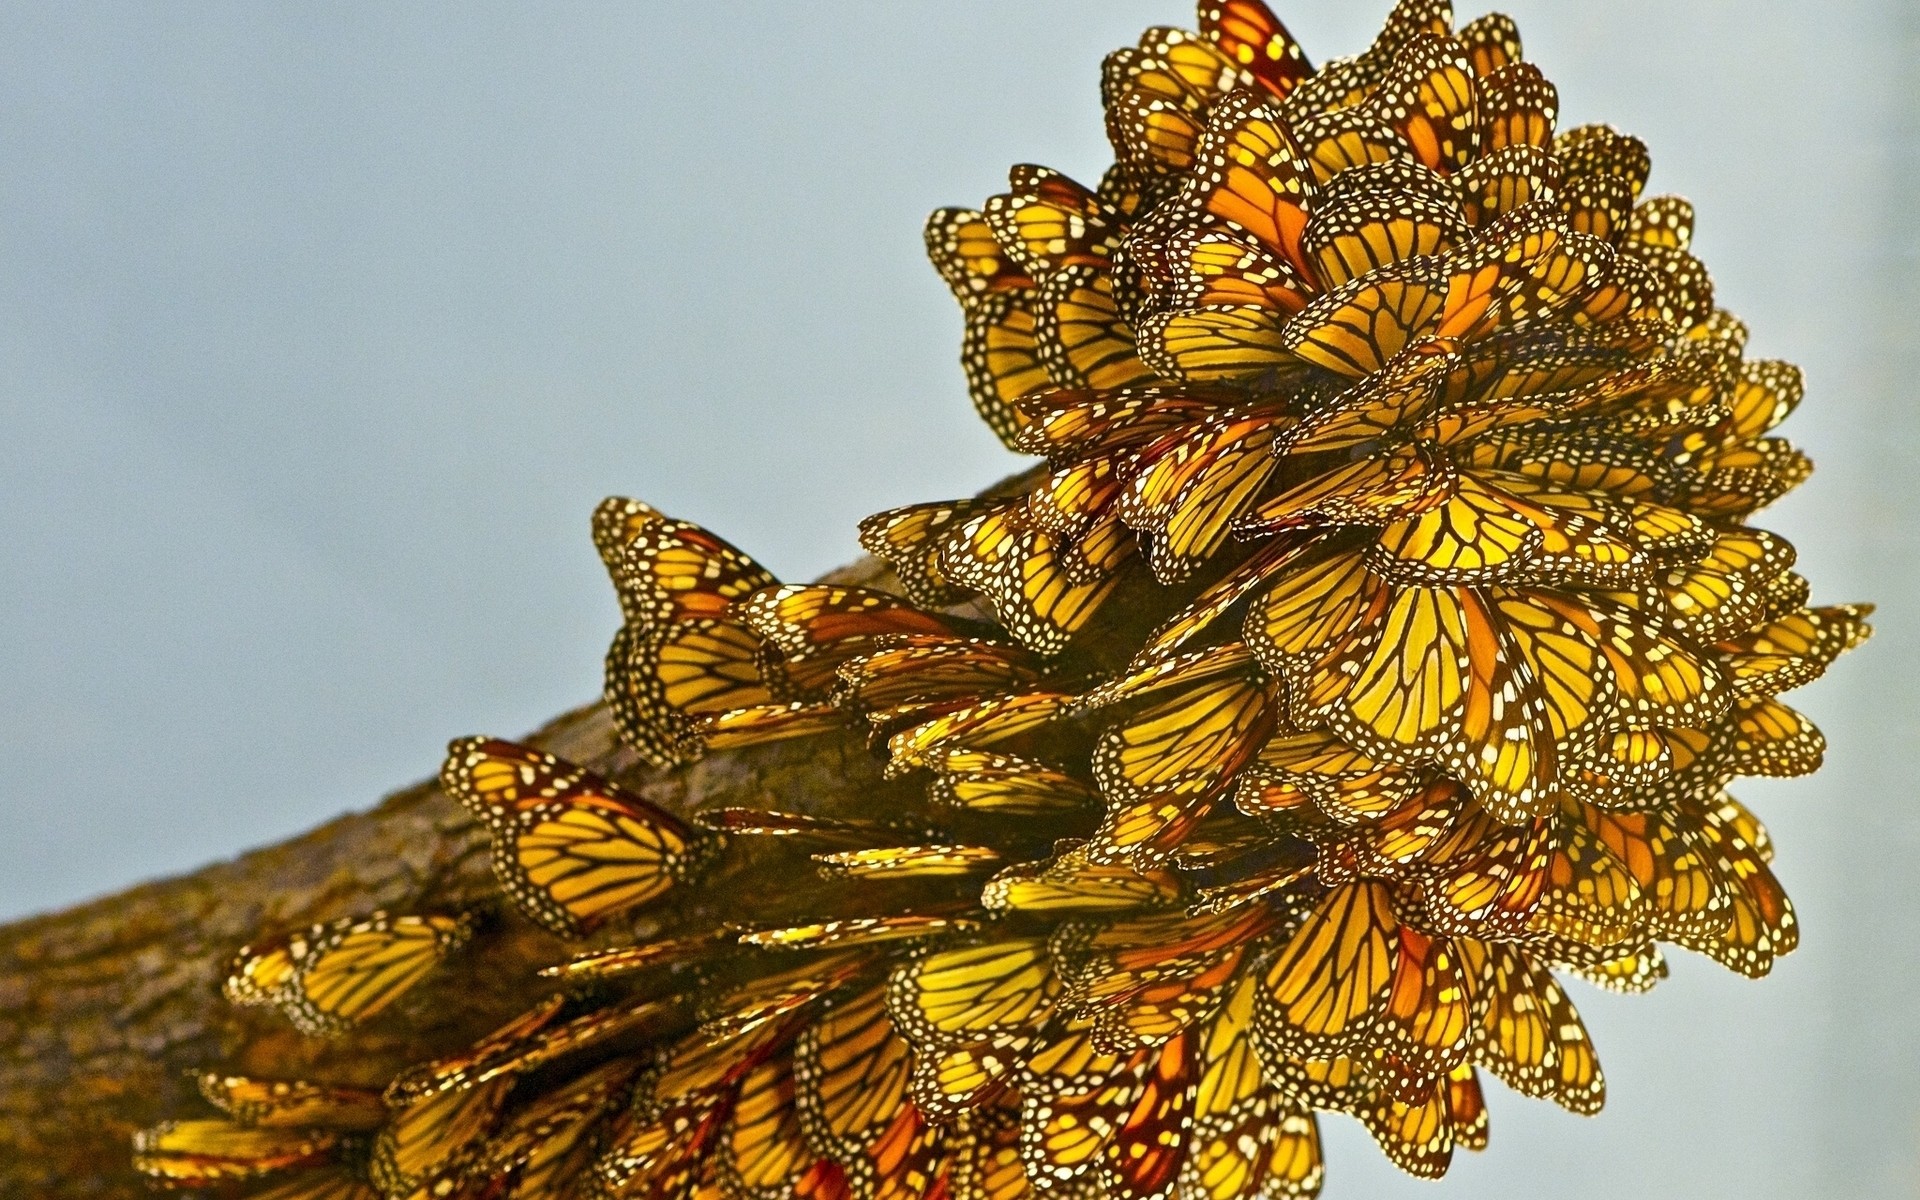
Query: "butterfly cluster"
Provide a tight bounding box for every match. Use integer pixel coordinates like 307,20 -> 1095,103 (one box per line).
135,2 -> 1870,1198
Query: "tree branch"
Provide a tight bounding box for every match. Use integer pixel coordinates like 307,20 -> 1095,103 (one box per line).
0,556 -> 901,1199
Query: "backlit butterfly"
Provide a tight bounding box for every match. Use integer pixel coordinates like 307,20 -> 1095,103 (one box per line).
467,1057 -> 643,1195
926,207 -> 1048,449
223,911 -> 473,1036
367,1075 -> 514,1196
131,1120 -> 343,1187
442,736 -> 713,938
194,1074 -> 386,1131
231,1170 -> 381,1200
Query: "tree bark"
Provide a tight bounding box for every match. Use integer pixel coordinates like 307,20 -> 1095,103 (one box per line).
0,554 -> 904,1199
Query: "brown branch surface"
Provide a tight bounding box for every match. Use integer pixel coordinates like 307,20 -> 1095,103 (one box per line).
0,556 -> 900,1200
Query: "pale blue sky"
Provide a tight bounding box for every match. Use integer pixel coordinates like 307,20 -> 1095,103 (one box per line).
1,2 -> 1914,1195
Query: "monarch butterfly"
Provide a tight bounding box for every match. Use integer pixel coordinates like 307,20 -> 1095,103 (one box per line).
1253,546 -> 1732,818
605,612 -> 787,769
1456,10 -> 1521,74
1554,123 -> 1651,202
925,206 -> 1047,449
608,509 -> 777,628
927,204 -> 1032,301
695,698 -> 850,753
586,1090 -> 729,1200
1200,0 -> 1313,100
1287,263 -> 1455,379
1105,48 -> 1227,182
1190,856 -> 1316,917
739,915 -> 982,951
1686,436 -> 1814,517
1124,411 -> 1293,583
713,1054 -> 819,1200
1075,643 -> 1256,716
1370,472 -> 1648,589
1368,35 -> 1479,174
1282,0 -> 1451,120
831,636 -> 1042,715
467,1057 -> 642,1194
813,844 -> 1003,880
1722,357 -> 1803,442
1315,779 -> 1463,885
1181,974 -> 1324,1200
1453,144 -> 1559,227
1722,695 -> 1827,778
794,984 -> 915,1163
1476,60 -> 1557,154
1369,926 -> 1477,1095
1580,801 -> 1732,941
1671,353 -> 1799,478
1564,939 -> 1669,994
1405,805 -> 1553,938
1470,942 -> 1605,1114
591,494 -> 665,569
695,807 -> 924,850
1628,527 -> 1796,641
905,1033 -> 1033,1125
367,1076 -> 513,1196
696,952 -> 876,1048
1138,229 -> 1317,355
223,911 -> 473,1036
928,749 -> 1098,816
943,1102 -> 1036,1200
886,938 -> 1059,1052
935,503 -> 1132,656
740,584 -> 962,663
130,1120 -> 343,1186
855,1105 -> 946,1200
227,1170 -> 381,1200
1526,811 -> 1647,950
194,1074 -> 386,1131
1248,551 -> 1562,821
1302,162 -> 1469,289
857,498 -> 997,607
1013,386 -> 1229,458
1620,193 -> 1694,255
1062,903 -> 1279,1052
1666,793 -> 1798,978
1035,263 -> 1159,391
1091,668 -> 1278,863
1357,1065 -> 1471,1179
883,690 -> 1077,777
1257,880 -> 1399,1060
383,993 -> 674,1106
647,1012 -> 799,1114
441,736 -> 712,938
590,504 -> 806,768
985,165 -> 1125,277
538,931 -> 725,982
1162,89 -> 1318,281
1019,1029 -> 1196,1197
1236,729 -> 1424,823
1099,0 -> 1310,209
1719,604 -> 1874,696
1027,453 -> 1126,544
981,843 -> 1184,914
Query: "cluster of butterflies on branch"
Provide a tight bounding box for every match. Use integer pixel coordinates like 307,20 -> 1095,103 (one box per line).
134,1 -> 1871,1198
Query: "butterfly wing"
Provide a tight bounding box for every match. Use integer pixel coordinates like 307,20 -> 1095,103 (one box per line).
442,737 -> 709,937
